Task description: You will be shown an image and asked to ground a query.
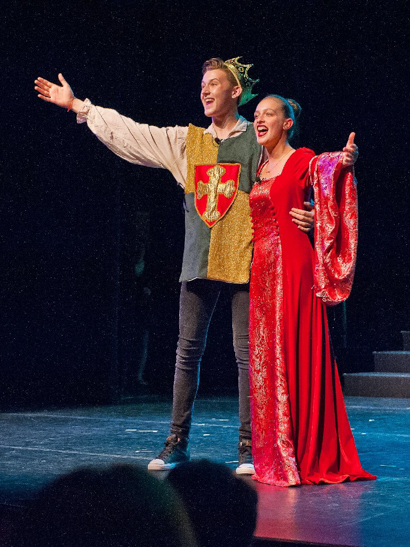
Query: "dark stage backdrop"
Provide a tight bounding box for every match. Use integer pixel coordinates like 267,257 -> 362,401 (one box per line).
1,0 -> 409,407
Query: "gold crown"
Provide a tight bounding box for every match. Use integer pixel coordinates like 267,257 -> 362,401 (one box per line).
224,57 -> 259,106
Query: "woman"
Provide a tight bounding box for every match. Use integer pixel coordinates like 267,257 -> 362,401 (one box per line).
249,95 -> 376,486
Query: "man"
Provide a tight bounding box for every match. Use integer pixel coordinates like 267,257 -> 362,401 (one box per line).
34,57 -> 314,473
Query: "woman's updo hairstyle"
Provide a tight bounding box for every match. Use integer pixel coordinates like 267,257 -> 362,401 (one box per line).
266,94 -> 302,141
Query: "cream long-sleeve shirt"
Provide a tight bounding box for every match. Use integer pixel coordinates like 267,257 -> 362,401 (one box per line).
77,99 -> 251,187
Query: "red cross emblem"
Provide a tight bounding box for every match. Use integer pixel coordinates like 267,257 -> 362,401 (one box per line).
194,163 -> 241,227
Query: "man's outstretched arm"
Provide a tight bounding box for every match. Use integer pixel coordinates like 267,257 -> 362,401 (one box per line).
35,73 -> 83,112
34,74 -> 188,186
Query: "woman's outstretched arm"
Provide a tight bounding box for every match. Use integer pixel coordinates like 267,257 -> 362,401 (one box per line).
342,132 -> 358,166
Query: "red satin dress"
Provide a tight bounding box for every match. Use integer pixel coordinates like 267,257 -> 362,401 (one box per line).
249,148 -> 376,486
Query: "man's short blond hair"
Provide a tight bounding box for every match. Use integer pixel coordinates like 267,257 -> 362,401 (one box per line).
202,57 -> 238,88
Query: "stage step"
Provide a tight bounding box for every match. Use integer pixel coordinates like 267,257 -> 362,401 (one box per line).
402,331 -> 410,351
374,351 -> 410,373
343,329 -> 410,398
344,372 -> 410,398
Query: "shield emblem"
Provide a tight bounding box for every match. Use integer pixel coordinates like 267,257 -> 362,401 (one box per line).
194,163 -> 241,227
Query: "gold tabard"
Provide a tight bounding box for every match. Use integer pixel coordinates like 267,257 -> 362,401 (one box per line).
207,190 -> 253,283
185,126 -> 218,194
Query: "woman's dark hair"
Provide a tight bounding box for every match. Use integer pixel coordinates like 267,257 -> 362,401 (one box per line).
266,94 -> 302,140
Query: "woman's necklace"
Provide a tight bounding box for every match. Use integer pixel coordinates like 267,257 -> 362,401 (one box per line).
261,149 -> 294,179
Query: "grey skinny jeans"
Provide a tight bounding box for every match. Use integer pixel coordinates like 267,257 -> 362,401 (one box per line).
170,279 -> 251,441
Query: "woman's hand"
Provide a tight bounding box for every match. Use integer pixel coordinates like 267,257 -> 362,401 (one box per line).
34,73 -> 75,109
289,202 -> 314,233
342,132 -> 358,166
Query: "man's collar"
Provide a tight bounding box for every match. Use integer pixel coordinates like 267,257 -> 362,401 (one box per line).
204,115 -> 249,138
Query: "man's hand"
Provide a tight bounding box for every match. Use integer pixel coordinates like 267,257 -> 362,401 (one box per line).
34,73 -> 75,109
342,132 -> 359,166
289,202 -> 314,233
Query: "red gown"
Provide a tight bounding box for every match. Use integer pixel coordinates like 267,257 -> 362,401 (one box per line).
249,148 -> 376,486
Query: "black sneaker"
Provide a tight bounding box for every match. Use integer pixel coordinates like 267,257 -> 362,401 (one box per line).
236,439 -> 255,475
148,434 -> 190,470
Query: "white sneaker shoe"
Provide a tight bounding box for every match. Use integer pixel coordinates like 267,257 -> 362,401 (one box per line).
235,439 -> 255,475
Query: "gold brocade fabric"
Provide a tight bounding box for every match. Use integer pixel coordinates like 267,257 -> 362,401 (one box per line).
185,125 -> 254,283
249,177 -> 300,486
185,126 -> 217,194
207,191 -> 253,283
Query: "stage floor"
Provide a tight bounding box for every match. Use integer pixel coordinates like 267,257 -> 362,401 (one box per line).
0,395 -> 409,547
